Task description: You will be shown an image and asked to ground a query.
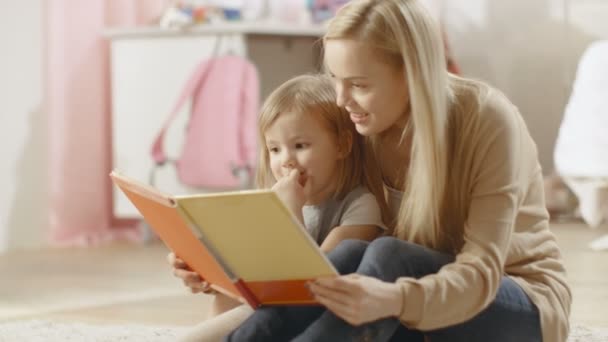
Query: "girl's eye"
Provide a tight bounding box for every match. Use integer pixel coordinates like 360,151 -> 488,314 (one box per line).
352,83 -> 366,89
268,147 -> 279,153
295,143 -> 309,149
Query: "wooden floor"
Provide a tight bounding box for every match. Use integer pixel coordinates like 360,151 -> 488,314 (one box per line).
1,222 -> 607,328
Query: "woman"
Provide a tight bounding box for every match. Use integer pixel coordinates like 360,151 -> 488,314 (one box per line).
224,0 -> 571,341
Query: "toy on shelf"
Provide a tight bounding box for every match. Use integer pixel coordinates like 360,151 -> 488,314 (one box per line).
308,0 -> 349,23
159,2 -> 243,29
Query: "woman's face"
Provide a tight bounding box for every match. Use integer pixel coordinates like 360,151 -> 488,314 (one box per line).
324,39 -> 410,137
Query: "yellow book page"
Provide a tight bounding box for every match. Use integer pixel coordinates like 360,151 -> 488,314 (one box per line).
175,190 -> 337,282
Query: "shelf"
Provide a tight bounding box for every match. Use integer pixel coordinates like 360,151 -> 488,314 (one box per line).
104,20 -> 326,40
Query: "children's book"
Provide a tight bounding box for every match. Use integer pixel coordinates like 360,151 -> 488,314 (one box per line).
110,170 -> 338,308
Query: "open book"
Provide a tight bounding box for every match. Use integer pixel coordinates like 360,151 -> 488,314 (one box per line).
110,170 -> 338,308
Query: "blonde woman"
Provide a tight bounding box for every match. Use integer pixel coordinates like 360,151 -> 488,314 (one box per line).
227,0 -> 571,341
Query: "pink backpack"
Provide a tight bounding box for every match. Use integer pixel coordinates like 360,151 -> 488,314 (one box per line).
150,55 -> 260,189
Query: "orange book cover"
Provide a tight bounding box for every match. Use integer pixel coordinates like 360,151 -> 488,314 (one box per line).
110,170 -> 338,308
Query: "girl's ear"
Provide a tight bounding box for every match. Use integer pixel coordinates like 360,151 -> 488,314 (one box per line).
337,131 -> 353,159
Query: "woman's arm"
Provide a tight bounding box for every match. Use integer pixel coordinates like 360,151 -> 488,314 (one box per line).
320,225 -> 382,253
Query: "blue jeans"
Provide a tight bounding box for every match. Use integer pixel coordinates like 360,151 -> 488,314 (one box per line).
225,237 -> 542,342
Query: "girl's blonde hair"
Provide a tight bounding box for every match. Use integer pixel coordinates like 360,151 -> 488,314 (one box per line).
324,0 -> 455,251
256,75 -> 389,220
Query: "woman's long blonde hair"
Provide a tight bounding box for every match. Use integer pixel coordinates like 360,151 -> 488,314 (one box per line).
324,0 -> 453,251
255,74 -> 389,221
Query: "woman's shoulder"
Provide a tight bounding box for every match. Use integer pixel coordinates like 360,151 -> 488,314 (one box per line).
450,76 -> 521,133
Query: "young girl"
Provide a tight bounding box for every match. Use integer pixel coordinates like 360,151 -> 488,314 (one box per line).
168,74 -> 390,341
227,0 -> 571,341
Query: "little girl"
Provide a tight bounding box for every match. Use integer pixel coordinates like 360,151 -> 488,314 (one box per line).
168,74 -> 390,341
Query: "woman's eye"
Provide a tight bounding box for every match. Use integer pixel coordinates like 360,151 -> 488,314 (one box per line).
352,83 -> 366,89
268,147 -> 279,153
295,143 -> 309,149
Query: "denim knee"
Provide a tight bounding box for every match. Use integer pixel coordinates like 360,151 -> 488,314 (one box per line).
365,237 -> 416,261
327,239 -> 369,274
359,237 -> 453,280
332,239 -> 369,255
367,237 -> 452,263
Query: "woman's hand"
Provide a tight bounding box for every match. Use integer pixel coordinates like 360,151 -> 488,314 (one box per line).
167,252 -> 215,294
308,274 -> 403,326
272,168 -> 310,223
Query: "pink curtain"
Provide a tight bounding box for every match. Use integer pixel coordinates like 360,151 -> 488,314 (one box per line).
46,0 -> 168,246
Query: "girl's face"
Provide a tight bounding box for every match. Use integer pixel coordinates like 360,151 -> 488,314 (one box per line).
265,111 -> 343,205
324,39 -> 410,137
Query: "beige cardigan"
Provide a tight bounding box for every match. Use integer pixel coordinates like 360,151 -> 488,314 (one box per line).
393,79 -> 571,342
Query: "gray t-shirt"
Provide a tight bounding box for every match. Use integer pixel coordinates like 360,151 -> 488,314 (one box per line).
302,186 -> 388,244
385,184 -> 404,219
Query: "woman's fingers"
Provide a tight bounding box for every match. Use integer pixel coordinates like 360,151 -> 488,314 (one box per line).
308,276 -> 368,322
309,278 -> 354,306
312,286 -> 360,325
315,275 -> 360,291
312,285 -> 351,308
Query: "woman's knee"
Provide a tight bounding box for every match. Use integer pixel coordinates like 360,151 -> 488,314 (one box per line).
333,239 -> 369,254
366,237 -> 451,262
359,237 -> 453,280
365,237 -> 417,262
327,239 -> 369,274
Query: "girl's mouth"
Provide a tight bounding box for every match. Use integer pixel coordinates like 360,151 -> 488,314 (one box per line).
298,172 -> 308,186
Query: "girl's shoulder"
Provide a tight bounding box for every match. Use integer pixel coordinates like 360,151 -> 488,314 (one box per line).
307,186 -> 373,211
331,186 -> 380,216
338,186 -> 388,231
340,186 -> 375,204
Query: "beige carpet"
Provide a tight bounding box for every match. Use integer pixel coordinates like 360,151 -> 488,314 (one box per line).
0,320 -> 186,342
0,320 -> 606,342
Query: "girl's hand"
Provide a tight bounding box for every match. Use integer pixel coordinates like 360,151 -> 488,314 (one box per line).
272,168 -> 310,220
167,252 -> 215,294
308,274 -> 403,326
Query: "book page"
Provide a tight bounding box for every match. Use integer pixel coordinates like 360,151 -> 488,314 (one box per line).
176,190 -> 338,282
110,171 -> 242,299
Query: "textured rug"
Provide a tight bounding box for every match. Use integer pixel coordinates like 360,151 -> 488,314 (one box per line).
568,325 -> 608,342
0,320 -> 187,342
0,320 -> 606,342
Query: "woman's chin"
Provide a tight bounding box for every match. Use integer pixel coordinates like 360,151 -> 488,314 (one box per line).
354,123 -> 377,136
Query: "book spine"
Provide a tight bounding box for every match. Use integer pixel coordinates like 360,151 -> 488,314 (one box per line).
234,279 -> 260,309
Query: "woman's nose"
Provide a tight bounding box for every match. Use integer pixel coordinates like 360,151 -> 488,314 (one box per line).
335,83 -> 349,107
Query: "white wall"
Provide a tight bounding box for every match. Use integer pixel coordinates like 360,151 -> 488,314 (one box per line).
0,1 -> 46,252
441,0 -> 608,173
